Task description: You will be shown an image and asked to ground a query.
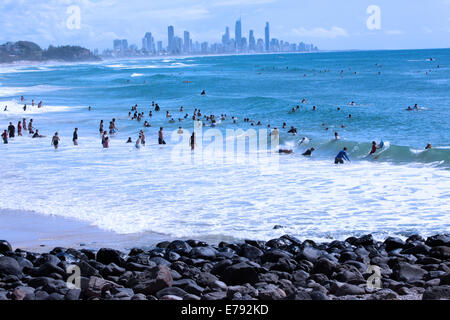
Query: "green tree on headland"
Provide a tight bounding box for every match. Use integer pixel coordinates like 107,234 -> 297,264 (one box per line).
0,41 -> 101,63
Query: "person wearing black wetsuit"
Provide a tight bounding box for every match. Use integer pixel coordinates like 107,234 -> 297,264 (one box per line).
302,148 -> 315,156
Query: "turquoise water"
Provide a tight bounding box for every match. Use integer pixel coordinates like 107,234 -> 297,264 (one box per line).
0,49 -> 449,242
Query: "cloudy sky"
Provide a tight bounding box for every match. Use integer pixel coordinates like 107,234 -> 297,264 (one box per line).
0,0 -> 449,51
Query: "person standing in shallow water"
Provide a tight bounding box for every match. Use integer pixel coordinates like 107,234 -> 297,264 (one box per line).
158,127 -> 166,145
17,121 -> 22,136
51,132 -> 60,150
190,132 -> 195,150
1,130 -> 8,144
73,128 -> 78,146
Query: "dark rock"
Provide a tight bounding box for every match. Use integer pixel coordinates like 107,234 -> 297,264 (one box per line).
203,291 -> 227,300
334,283 -> 365,296
270,258 -> 297,273
80,249 -> 96,260
129,248 -> 145,256
100,263 -> 125,277
401,243 -> 431,255
156,287 -> 188,299
440,273 -> 450,285
295,247 -> 325,263
406,234 -> 424,243
156,241 -> 171,249
346,234 -> 374,246
131,293 -> 147,300
261,249 -> 292,263
222,262 -> 259,285
384,237 -> 405,251
393,262 -> 427,283
83,276 -> 122,298
0,256 -> 22,276
194,272 -> 220,288
422,285 -> 450,300
310,291 -> 329,300
311,258 -> 336,277
167,240 -> 192,255
0,240 -> 12,254
257,284 -> 286,300
426,235 -> 450,247
369,288 -> 399,300
96,248 -> 126,267
190,246 -> 218,260
28,277 -> 54,288
78,260 -> 100,277
165,251 -> 181,262
133,265 -> 173,295
12,286 -> 35,300
238,244 -> 264,261
125,262 -> 155,272
65,288 -> 81,300
47,292 -> 65,300
33,262 -> 66,277
186,240 -> 209,247
149,256 -> 171,267
266,238 -> 292,250
34,290 -> 50,300
430,246 -> 450,260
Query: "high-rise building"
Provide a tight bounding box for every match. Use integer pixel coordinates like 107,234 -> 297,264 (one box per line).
157,41 -> 163,53
249,30 -> 256,51
235,19 -> 242,51
222,27 -> 230,46
184,31 -> 191,54
142,32 -> 153,53
265,22 -> 270,52
168,25 -> 174,53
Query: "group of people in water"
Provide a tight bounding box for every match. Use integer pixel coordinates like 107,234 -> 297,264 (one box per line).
2,93 -> 435,164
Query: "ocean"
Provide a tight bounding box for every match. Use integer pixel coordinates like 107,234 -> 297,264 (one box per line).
0,49 -> 449,244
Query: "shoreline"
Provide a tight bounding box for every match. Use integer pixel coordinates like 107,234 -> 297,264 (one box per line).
0,230 -> 448,300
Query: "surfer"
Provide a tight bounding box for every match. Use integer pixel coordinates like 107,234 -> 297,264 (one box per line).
369,141 -> 382,155
302,148 -> 315,156
335,148 -> 350,164
279,149 -> 293,154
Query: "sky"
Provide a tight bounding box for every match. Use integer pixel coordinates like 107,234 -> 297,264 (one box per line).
0,0 -> 449,51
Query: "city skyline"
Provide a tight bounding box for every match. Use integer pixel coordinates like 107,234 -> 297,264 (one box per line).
108,18 -> 318,57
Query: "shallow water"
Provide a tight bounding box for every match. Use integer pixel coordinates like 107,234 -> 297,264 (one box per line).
0,50 -> 449,243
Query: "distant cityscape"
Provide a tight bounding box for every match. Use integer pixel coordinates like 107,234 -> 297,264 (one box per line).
99,19 -> 319,58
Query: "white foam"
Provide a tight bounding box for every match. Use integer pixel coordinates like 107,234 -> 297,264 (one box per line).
131,73 -> 144,77
0,100 -> 75,116
0,85 -> 67,98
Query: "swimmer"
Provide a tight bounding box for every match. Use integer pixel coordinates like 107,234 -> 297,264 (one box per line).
335,147 -> 350,164
177,127 -> 183,134
32,130 -> 44,138
313,106 -> 316,111
334,132 -> 340,140
425,144 -> 432,150
287,126 -> 297,135
51,132 -> 60,150
158,127 -> 166,145
3,106 -> 6,112
201,90 -> 206,96
126,137 -> 132,143
279,149 -> 293,154
302,147 -> 315,156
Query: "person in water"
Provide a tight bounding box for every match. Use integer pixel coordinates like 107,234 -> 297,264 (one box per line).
190,132 -> 196,151
201,90 -> 206,96
278,149 -> 293,154
302,148 -> 315,156
8,122 -> 15,138
32,130 -> 45,138
369,141 -> 382,155
334,132 -> 340,140
73,128 -> 78,146
51,132 -> 60,150
126,137 -> 132,143
17,121 -> 22,136
1,130 -> 8,144
177,127 -> 183,134
158,127 -> 166,145
335,147 -> 350,164
425,144 -> 432,150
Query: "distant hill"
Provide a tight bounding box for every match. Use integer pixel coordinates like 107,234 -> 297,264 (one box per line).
0,41 -> 101,63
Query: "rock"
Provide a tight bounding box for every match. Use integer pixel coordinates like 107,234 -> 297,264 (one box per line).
238,244 -> 264,261
173,279 -> 205,296
83,276 -> 122,298
165,251 -> 181,262
156,287 -> 188,299
422,285 -> 450,300
222,262 -> 259,285
167,240 -> 192,255
125,262 -> 155,272
203,291 -> 227,300
346,234 -> 374,246
194,272 -> 220,288
33,262 -> 66,277
28,277 -> 54,288
134,265 -> 173,295
261,249 -> 292,263
0,256 -> 22,276
401,243 -> 431,255
131,293 -> 147,300
334,283 -> 365,296
12,286 -> 35,300
190,246 -> 217,260
78,260 -> 100,277
426,235 -> 450,247
13,256 -> 33,270
160,294 -> 183,300
266,238 -> 292,250
430,246 -> 450,260
47,293 -> 65,300
186,240 -> 209,247
64,288 -> 81,300
100,263 -> 126,277
184,293 -> 201,300
149,257 -> 171,267
384,237 -> 405,251
295,247 -> 325,263
311,258 -> 336,277
393,262 -> 427,283
0,240 -> 12,254
369,289 -> 399,300
34,290 -> 50,300
440,273 -> 450,285
96,248 -> 125,267
257,284 -> 286,300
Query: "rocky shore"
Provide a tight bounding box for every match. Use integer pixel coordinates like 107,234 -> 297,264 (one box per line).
1,234 -> 449,301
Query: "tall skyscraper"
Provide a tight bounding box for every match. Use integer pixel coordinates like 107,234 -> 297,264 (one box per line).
222,26 -> 230,46
184,31 -> 190,54
249,30 -> 255,51
265,22 -> 270,52
168,25 -> 174,53
235,19 -> 242,51
142,32 -> 153,52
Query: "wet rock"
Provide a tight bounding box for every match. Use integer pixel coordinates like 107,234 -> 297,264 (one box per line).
311,258 -> 336,277
257,284 -> 286,300
222,262 -> 259,285
238,244 -> 264,261
295,247 -> 325,263
384,237 -> 405,252
393,262 -> 427,283
190,246 -> 218,260
12,286 -> 35,300
425,235 -> 450,247
203,291 -> 227,300
0,256 -> 22,276
334,283 -> 365,296
430,246 -> 450,260
368,288 -> 399,300
96,248 -> 126,267
422,285 -> 450,300
0,240 -> 12,255
167,241 -> 192,255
